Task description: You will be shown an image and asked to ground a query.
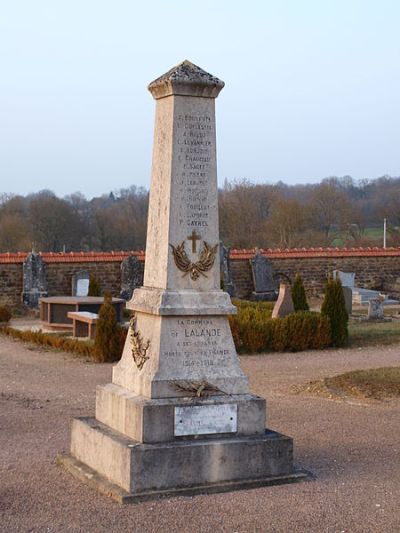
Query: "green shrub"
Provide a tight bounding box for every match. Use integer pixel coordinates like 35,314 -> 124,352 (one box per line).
93,293 -> 122,362
229,301 -> 331,353
321,277 -> 349,347
88,275 -> 102,296
0,306 -> 12,323
292,273 -> 309,312
1,318 -> 128,361
2,327 -> 94,357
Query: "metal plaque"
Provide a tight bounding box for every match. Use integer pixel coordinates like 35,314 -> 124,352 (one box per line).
174,404 -> 237,436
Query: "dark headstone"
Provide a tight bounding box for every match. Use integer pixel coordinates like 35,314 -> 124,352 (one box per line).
250,250 -> 277,301
22,252 -> 48,308
120,255 -> 143,300
71,271 -> 90,296
342,286 -> 352,315
219,244 -> 234,296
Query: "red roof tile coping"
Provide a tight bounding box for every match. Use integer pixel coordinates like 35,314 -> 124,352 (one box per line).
0,251 -> 145,264
1,247 -> 400,264
229,247 -> 400,259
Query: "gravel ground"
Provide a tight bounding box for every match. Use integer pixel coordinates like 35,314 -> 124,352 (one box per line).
1,336 -> 399,533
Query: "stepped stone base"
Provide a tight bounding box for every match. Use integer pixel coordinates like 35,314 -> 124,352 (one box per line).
61,416 -> 307,502
58,452 -> 309,504
96,384 -> 266,443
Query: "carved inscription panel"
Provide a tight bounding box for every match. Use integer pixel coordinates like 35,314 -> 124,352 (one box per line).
175,110 -> 215,236
161,317 -> 234,374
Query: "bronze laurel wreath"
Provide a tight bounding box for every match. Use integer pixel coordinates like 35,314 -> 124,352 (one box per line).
169,241 -> 218,280
129,313 -> 150,370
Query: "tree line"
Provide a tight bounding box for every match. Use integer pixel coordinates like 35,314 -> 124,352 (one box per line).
0,175 -> 399,253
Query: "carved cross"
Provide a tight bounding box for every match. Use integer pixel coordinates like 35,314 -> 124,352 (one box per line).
187,230 -> 201,253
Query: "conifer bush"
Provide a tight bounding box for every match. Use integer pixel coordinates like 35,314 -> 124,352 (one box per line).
292,273 -> 309,312
88,275 -> 102,296
321,277 -> 349,347
0,306 -> 12,324
93,293 -> 122,362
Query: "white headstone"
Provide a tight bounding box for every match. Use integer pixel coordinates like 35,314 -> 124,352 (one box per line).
333,270 -> 355,288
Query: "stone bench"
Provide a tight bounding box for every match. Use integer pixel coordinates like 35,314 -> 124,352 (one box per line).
67,311 -> 99,339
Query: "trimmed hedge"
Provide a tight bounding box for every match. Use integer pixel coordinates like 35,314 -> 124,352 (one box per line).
1,325 -> 127,360
229,300 -> 331,353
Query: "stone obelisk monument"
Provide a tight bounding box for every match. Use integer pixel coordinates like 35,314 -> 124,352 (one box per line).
59,61 -> 306,501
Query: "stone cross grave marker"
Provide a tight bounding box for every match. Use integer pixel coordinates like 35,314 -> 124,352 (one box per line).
60,60 -> 306,501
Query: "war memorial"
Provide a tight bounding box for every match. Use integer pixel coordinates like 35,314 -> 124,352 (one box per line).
58,60 -> 307,502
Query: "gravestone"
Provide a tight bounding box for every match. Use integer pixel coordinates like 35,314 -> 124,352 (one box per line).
60,60 -> 305,501
342,286 -> 353,315
367,298 -> 384,320
219,244 -> 234,296
71,271 -> 90,297
251,250 -> 277,300
272,283 -> 294,318
120,255 -> 143,300
333,270 -> 355,288
22,252 -> 47,307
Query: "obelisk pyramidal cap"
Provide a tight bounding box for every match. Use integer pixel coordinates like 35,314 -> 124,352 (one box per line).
61,61 -> 304,502
111,60 -> 249,398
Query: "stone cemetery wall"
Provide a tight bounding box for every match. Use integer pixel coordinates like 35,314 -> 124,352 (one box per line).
0,254 -> 25,308
1,247 -> 400,309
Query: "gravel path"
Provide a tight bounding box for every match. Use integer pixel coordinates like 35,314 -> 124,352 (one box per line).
1,336 -> 399,533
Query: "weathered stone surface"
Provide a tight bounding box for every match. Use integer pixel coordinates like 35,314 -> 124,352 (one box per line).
367,298 -> 384,319
272,283 -> 294,318
113,313 -> 248,398
70,417 -> 294,494
120,255 -> 143,300
71,270 -> 89,297
22,252 -> 47,308
148,59 -> 224,99
96,383 -> 266,443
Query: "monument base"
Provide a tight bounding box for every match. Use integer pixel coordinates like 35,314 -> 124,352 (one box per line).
58,451 -> 309,504
61,416 -> 308,502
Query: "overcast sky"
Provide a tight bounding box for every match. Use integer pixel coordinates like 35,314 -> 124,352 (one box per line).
1,0 -> 399,198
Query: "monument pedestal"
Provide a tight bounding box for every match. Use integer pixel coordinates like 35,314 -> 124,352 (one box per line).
60,418 -> 303,503
59,60 -> 308,503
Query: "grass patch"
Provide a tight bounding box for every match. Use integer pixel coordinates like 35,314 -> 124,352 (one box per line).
348,321 -> 400,347
326,367 -> 400,399
293,367 -> 400,400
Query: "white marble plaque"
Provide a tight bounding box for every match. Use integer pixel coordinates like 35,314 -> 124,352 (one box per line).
174,404 -> 237,436
76,278 -> 89,297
